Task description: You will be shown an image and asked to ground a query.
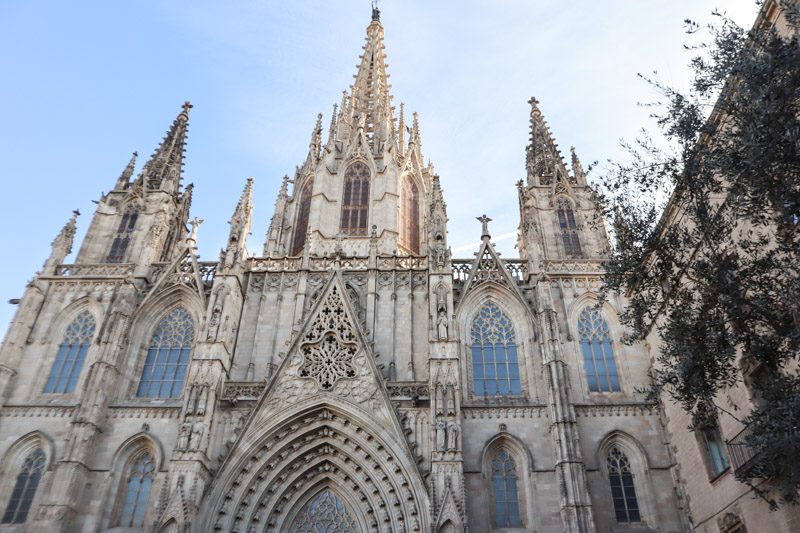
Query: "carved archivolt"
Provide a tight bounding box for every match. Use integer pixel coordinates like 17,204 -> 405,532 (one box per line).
205,405 -> 429,533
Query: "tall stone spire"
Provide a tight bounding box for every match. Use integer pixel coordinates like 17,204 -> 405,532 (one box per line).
526,97 -> 569,187
570,146 -> 586,186
43,210 -> 79,274
115,151 -> 138,190
223,177 -> 254,271
138,102 -> 192,194
338,12 -> 393,149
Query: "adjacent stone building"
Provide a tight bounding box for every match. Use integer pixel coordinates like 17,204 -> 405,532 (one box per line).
0,4 -> 793,533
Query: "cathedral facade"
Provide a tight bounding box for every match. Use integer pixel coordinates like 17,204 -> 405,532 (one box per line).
0,10 -> 694,533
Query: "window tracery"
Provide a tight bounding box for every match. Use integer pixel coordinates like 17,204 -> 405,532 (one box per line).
578,308 -> 620,392
290,489 -> 358,533
108,205 -> 140,263
1,449 -> 45,524
117,452 -> 155,528
470,303 -> 522,396
136,306 -> 194,398
399,175 -> 420,253
491,450 -> 522,528
340,162 -> 370,236
556,197 -> 582,258
44,310 -> 95,394
607,447 -> 641,523
292,178 -> 314,256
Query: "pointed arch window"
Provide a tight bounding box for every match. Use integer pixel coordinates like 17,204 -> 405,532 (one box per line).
607,447 -> 641,523
578,307 -> 620,392
471,303 -> 522,396
136,306 -> 194,398
1,449 -> 45,524
108,205 -> 140,263
399,175 -> 420,253
44,310 -> 95,394
117,452 -> 155,528
556,197 -> 582,258
292,178 -> 314,256
491,450 -> 522,528
290,489 -> 358,533
340,161 -> 370,236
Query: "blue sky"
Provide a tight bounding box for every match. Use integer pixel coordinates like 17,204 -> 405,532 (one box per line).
0,1 -> 760,331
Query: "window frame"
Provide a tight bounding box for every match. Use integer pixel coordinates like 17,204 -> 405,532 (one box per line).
555,196 -> 583,259
115,450 -> 156,528
133,305 -> 195,400
699,423 -> 731,480
339,161 -> 371,237
577,307 -> 622,394
43,309 -> 96,395
469,302 -> 523,398
606,446 -> 642,524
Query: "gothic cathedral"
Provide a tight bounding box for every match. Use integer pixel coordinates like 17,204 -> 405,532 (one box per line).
0,9 -> 688,533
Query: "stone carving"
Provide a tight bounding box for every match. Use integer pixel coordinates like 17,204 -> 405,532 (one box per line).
437,311 -> 448,341
446,419 -> 459,451
436,419 -> 447,451
178,421 -> 192,451
206,303 -> 222,341
189,421 -> 204,451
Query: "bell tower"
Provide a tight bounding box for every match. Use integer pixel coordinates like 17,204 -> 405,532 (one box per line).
264,10 -> 439,259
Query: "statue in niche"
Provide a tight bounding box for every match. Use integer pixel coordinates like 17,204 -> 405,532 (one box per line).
178,421 -> 192,451
447,385 -> 456,415
436,284 -> 447,313
436,418 -> 447,452
196,382 -> 210,416
437,311 -> 448,340
433,234 -> 446,268
207,303 -> 222,341
435,384 -> 445,416
189,421 -> 205,451
186,384 -> 197,415
447,419 -> 459,451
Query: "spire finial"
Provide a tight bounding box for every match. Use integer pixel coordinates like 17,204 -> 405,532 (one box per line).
371,0 -> 380,21
477,214 -> 492,241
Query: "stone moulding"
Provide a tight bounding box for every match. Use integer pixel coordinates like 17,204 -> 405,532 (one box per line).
461,406 -> 547,419
55,263 -> 136,277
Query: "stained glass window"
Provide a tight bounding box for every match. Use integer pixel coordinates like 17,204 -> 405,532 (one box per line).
607,447 -> 641,523
492,450 -> 522,527
578,308 -> 620,392
290,489 -> 358,533
556,197 -> 582,258
703,425 -> 730,476
471,303 -> 522,396
117,452 -> 154,527
136,306 -> 194,398
1,449 -> 45,524
44,310 -> 95,394
292,178 -> 314,256
108,206 -> 139,263
340,162 -> 370,236
399,176 -> 420,253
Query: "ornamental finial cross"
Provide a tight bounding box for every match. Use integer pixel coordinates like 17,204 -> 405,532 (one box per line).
187,216 -> 204,245
477,214 -> 492,239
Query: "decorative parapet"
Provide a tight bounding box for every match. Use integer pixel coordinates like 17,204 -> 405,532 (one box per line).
54,263 -> 136,277
574,404 -> 656,417
148,261 -> 217,287
386,382 -> 430,400
222,382 -> 266,403
461,406 -> 547,419
247,255 -> 427,273
542,260 -> 604,275
451,259 -> 527,285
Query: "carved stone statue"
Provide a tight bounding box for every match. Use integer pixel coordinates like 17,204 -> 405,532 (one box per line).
437,311 -> 448,340
207,303 -> 222,341
197,382 -> 210,416
436,419 -> 447,452
178,421 -> 192,451
190,421 -> 205,451
186,384 -> 197,415
447,385 -> 456,415
447,419 -> 459,451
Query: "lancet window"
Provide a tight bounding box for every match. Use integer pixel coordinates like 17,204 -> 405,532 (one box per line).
556,197 -> 582,258
399,175 -> 420,253
1,449 -> 45,524
44,310 -> 95,394
290,489 -> 358,533
578,307 -> 620,392
471,303 -> 522,396
292,178 -> 314,256
340,161 -> 370,236
702,424 -> 730,477
107,205 -> 140,263
607,447 -> 641,523
136,306 -> 194,398
117,452 -> 154,527
491,450 -> 522,528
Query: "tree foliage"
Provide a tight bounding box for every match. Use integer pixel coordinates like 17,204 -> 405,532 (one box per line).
594,1 -> 800,508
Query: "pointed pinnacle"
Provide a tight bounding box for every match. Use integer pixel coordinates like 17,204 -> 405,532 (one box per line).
327,103 -> 338,145
121,152 -> 137,180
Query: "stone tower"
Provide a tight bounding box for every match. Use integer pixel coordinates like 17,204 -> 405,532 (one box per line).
0,8 -> 690,533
